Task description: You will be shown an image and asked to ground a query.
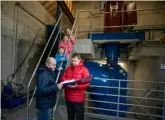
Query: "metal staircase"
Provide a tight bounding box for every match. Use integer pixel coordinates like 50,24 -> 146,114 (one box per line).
26,8 -> 165,120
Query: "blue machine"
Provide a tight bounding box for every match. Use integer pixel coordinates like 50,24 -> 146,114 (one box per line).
85,60 -> 127,117
85,32 -> 144,117
1,83 -> 23,109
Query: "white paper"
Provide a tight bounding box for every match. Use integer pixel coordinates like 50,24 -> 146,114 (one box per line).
61,80 -> 75,84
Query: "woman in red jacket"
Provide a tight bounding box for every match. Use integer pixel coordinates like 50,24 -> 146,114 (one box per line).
61,53 -> 90,120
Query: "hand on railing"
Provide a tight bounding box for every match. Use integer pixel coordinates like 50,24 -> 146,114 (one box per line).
57,83 -> 63,89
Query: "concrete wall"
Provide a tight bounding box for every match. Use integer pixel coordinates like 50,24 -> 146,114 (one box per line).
128,57 -> 164,119
1,1 -> 55,89
73,1 -> 104,39
73,1 -> 165,40
135,1 -> 165,40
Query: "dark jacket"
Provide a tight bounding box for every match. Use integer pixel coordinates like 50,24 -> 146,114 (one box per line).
36,65 -> 57,110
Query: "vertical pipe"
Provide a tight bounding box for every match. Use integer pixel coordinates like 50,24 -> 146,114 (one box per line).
122,3 -> 124,32
70,1 -> 72,13
152,29 -> 155,40
89,13 -> 93,40
60,15 -> 62,40
149,31 -> 151,40
52,4 -> 61,120
13,4 -> 19,81
117,80 -> 121,117
12,5 -> 16,74
163,81 -> 165,120
26,87 -> 29,120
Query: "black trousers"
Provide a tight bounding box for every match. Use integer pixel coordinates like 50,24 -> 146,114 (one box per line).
66,100 -> 84,120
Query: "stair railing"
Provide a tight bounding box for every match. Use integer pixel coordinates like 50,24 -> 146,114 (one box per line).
26,12 -> 63,120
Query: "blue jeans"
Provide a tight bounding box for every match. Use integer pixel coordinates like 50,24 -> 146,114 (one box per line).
38,109 -> 52,120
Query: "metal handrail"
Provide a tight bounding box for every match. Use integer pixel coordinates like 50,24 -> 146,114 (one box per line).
85,80 -> 164,119
87,92 -> 164,101
84,106 -> 163,118
85,99 -> 163,110
28,27 -> 62,107
52,11 -> 81,120
26,13 -> 63,120
90,85 -> 164,92
78,24 -> 165,30
86,77 -> 164,118
93,7 -> 165,14
93,77 -> 164,83
49,8 -> 165,119
73,9 -> 165,41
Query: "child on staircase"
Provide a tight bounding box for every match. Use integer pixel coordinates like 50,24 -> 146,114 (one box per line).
55,46 -> 68,77
58,28 -> 75,58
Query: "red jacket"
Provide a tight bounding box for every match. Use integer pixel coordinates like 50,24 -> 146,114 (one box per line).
61,62 -> 90,102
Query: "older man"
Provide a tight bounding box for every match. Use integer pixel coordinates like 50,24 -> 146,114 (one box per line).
36,57 -> 63,120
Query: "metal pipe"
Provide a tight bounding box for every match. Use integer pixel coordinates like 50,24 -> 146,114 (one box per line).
72,28 -> 165,33
52,11 -> 81,116
93,77 -> 164,84
152,29 -> 155,40
29,86 -> 37,107
15,2 -> 46,26
90,11 -> 93,40
85,99 -> 163,110
84,106 -> 163,118
52,11 -> 81,118
13,3 -> 19,81
52,89 -> 61,120
89,85 -> 164,92
27,13 -> 62,89
79,24 -> 165,29
71,11 -> 80,34
149,31 -> 151,40
12,4 -> 18,75
26,13 -> 63,120
117,81 -> 120,117
60,14 -> 62,40
121,3 -> 124,32
163,82 -> 165,120
75,25 -> 79,39
29,28 -> 61,107
52,11 -> 82,118
129,90 -> 152,112
93,7 -> 165,14
86,92 -> 164,101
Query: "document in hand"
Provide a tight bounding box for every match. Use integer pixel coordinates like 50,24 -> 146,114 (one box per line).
61,80 -> 76,88
77,76 -> 94,83
61,76 -> 94,88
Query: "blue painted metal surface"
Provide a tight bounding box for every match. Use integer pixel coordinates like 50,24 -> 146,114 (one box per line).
88,32 -> 145,41
56,2 -> 61,21
105,43 -> 120,69
1,84 -> 23,109
84,61 -> 127,117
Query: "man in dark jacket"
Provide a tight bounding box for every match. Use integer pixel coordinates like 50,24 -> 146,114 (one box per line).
36,57 -> 63,120
61,53 -> 90,120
